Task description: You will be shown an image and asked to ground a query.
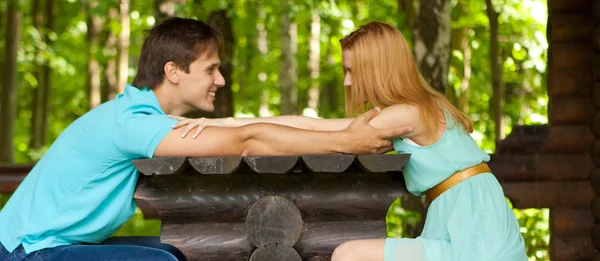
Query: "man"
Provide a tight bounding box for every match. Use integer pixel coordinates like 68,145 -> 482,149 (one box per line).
0,17 -> 412,261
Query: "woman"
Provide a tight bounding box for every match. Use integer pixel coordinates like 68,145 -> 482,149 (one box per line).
172,21 -> 527,261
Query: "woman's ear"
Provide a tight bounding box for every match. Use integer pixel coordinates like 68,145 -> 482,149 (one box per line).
163,61 -> 180,84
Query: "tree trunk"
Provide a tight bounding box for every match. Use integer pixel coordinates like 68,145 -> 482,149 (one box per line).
104,7 -> 119,100
40,0 -> 54,147
1,0 -> 22,163
402,0 -> 452,238
307,12 -> 321,115
208,9 -> 234,117
30,0 -> 46,151
396,0 -> 416,41
486,0 -> 504,145
117,0 -> 130,95
412,0 -> 452,94
278,0 -> 298,115
457,28 -> 471,113
86,0 -> 103,109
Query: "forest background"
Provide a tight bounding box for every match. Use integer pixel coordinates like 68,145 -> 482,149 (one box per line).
0,0 -> 549,260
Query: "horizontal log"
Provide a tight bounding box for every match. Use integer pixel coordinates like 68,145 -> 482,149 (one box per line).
295,221 -> 386,260
550,42 -> 593,70
249,244 -> 301,261
592,141 -> 600,165
548,98 -> 594,125
489,154 -> 593,182
161,221 -> 386,261
132,157 -> 188,175
244,156 -> 300,174
0,164 -> 30,194
549,0 -> 592,13
593,84 -> 600,110
161,222 -> 252,261
594,55 -> 600,83
595,0 -> 600,22
502,181 -> 594,208
595,225 -> 600,249
188,156 -> 242,174
591,197 -> 600,222
301,155 -> 356,173
551,236 -> 597,261
133,154 -> 410,176
591,169 -> 600,195
246,196 -> 303,247
593,112 -> 600,137
593,27 -> 600,53
497,125 -> 594,154
356,154 -> 410,172
550,208 -> 594,237
548,69 -> 592,99
551,14 -> 594,43
134,172 -> 406,223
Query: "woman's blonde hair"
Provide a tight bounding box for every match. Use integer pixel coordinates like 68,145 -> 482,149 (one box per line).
340,21 -> 473,133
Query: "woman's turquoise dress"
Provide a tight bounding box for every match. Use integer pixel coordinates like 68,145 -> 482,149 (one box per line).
384,114 -> 528,261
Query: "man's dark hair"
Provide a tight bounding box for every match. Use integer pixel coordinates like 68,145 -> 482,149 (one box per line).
132,17 -> 223,89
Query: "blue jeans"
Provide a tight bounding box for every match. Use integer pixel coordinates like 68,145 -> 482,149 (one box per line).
0,236 -> 186,261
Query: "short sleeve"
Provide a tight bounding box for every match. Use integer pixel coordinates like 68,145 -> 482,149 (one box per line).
114,113 -> 178,159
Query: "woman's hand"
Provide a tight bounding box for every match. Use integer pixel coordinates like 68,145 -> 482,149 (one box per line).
169,115 -> 228,138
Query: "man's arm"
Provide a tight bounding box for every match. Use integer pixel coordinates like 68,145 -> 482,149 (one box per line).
154,108 -> 413,157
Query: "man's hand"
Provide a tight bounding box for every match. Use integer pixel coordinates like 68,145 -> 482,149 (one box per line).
342,107 -> 413,154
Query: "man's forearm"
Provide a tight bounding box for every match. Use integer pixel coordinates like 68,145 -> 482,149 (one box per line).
239,123 -> 347,156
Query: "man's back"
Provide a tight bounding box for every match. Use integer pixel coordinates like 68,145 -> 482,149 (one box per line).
0,86 -> 177,254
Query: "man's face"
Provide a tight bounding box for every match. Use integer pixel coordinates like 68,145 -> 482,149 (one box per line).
177,51 -> 225,112
342,49 -> 353,89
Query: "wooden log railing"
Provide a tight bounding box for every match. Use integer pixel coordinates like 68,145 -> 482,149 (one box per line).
131,154 -> 410,261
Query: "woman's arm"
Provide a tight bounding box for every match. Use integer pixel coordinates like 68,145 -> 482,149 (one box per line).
172,104 -> 424,139
170,115 -> 355,138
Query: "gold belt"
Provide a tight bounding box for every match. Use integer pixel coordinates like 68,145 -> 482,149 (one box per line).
425,162 -> 491,203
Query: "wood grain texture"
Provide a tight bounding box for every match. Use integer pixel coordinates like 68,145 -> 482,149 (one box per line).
551,236 -> 597,261
243,156 -> 300,174
249,244 -> 302,261
301,155 -> 355,173
132,157 -> 188,175
502,181 -> 594,208
550,42 -> 593,70
161,222 -> 252,261
548,98 -> 594,125
551,14 -> 594,43
550,208 -> 594,237
549,0 -> 592,13
0,164 -> 29,194
295,221 -> 386,260
356,154 -> 410,172
188,156 -> 242,174
134,172 -> 406,223
489,154 -> 593,181
246,196 -> 303,247
548,69 -> 592,99
497,125 -> 593,154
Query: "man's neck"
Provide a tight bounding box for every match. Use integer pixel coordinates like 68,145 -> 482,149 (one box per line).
152,84 -> 188,116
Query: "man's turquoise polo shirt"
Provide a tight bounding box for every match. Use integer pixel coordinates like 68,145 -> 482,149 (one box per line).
0,85 -> 178,253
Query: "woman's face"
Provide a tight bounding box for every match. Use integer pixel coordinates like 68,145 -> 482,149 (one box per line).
342,49 -> 353,89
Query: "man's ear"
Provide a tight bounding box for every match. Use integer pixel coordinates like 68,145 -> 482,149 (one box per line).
164,61 -> 179,84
